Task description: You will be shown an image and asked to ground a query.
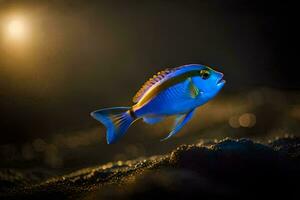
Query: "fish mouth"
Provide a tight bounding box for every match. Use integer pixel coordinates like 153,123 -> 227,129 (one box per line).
216,74 -> 226,86
217,79 -> 226,85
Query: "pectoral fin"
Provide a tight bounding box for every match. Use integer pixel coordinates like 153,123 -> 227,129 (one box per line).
187,77 -> 203,98
161,109 -> 196,141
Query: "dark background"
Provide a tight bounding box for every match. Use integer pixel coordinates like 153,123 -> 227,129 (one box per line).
0,0 -> 298,172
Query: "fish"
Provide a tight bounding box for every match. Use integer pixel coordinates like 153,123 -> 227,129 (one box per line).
91,64 -> 225,144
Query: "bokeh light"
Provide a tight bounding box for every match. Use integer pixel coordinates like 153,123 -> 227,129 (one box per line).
229,113 -> 256,128
238,113 -> 256,128
4,16 -> 29,42
7,18 -> 26,39
228,115 -> 240,128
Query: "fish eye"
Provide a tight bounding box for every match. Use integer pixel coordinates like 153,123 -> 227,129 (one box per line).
200,69 -> 210,80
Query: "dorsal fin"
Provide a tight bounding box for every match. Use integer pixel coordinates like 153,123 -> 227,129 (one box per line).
132,64 -> 207,103
132,68 -> 175,103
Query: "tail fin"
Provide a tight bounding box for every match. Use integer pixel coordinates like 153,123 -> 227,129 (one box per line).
91,107 -> 135,144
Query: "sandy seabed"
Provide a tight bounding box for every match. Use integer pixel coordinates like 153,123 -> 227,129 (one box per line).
1,137 -> 299,199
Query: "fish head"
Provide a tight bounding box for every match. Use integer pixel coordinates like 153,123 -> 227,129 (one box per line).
197,66 -> 225,99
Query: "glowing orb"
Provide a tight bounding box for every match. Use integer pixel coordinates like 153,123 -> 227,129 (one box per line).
6,17 -> 28,41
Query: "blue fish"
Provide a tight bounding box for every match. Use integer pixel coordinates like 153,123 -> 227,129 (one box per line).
91,64 -> 225,144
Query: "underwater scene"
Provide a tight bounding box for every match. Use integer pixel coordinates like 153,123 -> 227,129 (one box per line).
0,0 -> 298,199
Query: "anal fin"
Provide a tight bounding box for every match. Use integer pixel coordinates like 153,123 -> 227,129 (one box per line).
161,109 -> 196,141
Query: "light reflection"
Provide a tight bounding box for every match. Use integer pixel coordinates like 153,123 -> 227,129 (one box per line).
229,113 -> 256,128
228,115 -> 240,128
3,15 -> 30,44
7,18 -> 27,40
239,113 -> 256,128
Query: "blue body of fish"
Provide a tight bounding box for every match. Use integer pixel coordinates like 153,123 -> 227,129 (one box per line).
91,64 -> 225,144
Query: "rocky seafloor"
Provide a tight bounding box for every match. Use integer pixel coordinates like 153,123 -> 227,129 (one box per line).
1,137 -> 299,199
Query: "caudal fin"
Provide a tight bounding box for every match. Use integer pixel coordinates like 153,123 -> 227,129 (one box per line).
90,107 -> 135,144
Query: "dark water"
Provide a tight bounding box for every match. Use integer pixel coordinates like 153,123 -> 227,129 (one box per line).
0,1 -> 298,199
